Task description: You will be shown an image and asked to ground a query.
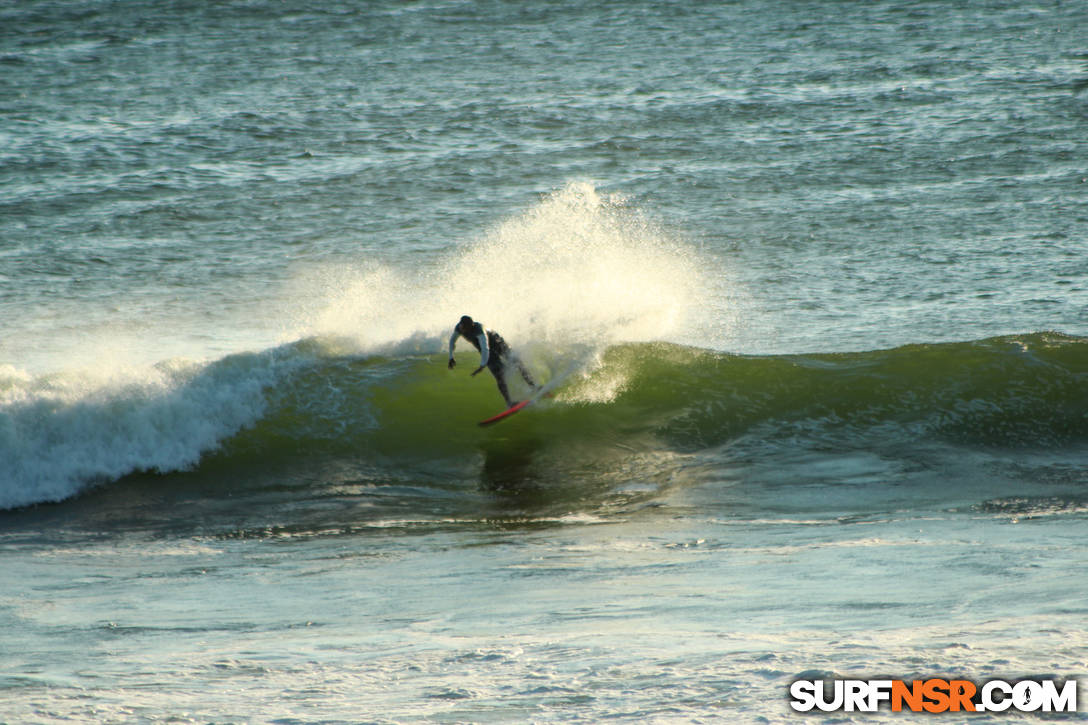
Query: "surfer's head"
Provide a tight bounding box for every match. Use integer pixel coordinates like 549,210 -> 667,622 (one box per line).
457,315 -> 474,333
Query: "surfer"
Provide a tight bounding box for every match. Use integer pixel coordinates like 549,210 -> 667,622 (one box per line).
448,315 -> 537,408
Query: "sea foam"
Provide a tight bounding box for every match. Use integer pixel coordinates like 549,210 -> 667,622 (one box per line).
0,349 -> 295,509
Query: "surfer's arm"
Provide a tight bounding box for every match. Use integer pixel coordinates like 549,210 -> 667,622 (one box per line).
476,332 -> 490,368
448,330 -> 460,369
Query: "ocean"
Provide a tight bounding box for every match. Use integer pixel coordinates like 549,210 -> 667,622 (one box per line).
2,0 -> 1087,722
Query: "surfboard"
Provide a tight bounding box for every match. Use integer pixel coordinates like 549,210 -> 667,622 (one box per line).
476,364 -> 573,427
478,398 -> 533,427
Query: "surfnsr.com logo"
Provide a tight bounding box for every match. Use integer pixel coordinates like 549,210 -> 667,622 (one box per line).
789,678 -> 1078,714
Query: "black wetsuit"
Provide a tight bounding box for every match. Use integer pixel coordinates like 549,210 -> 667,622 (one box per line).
450,321 -> 536,407
460,323 -> 509,374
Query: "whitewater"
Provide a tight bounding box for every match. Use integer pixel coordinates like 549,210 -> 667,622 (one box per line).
2,183 -> 714,508
2,0 -> 1087,722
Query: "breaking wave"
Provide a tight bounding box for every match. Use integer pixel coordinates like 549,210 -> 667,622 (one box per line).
2,331 -> 1085,510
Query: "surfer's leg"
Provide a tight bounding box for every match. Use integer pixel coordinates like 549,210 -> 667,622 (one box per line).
515,358 -> 537,389
489,359 -> 515,407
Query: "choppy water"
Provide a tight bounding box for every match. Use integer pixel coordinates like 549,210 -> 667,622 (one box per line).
2,0 -> 1088,722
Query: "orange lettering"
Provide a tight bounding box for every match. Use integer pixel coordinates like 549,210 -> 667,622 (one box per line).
892,680 -> 924,712
949,680 -> 977,711
922,679 -> 951,713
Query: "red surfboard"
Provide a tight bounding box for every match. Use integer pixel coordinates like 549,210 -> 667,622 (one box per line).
478,398 -> 533,427
477,389 -> 557,427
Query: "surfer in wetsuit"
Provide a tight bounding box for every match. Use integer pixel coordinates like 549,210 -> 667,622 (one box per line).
448,315 -> 537,408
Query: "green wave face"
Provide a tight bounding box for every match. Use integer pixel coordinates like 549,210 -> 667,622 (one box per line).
221,332 -> 1088,478
605,332 -> 1088,451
